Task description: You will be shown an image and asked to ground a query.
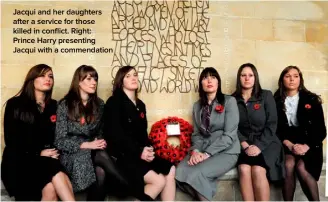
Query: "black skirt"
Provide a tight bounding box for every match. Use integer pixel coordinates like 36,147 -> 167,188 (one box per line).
283,126 -> 323,181
117,155 -> 173,178
2,154 -> 65,201
237,151 -> 269,170
116,155 -> 173,197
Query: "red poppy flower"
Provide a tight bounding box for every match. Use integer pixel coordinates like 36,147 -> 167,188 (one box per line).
305,104 -> 311,109
215,104 -> 224,113
140,112 -> 145,119
254,104 -> 261,110
50,115 -> 56,123
80,116 -> 86,125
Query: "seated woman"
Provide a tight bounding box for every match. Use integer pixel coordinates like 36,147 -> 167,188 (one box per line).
274,66 -> 326,201
55,65 -> 113,200
232,63 -> 285,201
175,67 -> 240,201
1,64 -> 75,201
103,66 -> 176,201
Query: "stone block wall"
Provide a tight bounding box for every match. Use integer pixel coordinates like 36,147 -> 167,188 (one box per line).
1,1 -> 328,159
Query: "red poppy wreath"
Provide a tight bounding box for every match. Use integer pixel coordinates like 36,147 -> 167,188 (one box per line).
149,117 -> 193,165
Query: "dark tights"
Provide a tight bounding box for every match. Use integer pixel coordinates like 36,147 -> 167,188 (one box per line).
283,154 -> 319,201
86,150 -> 111,201
87,150 -> 154,201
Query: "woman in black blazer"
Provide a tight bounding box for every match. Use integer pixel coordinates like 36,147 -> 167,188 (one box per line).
1,64 -> 75,201
274,65 -> 326,201
103,66 -> 176,201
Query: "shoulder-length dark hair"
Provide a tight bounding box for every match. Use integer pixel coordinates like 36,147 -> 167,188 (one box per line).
9,64 -> 53,123
233,63 -> 262,98
199,67 -> 225,106
63,65 -> 100,123
274,65 -> 321,103
112,65 -> 138,97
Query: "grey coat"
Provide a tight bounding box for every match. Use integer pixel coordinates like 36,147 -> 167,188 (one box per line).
234,90 -> 285,181
190,95 -> 241,155
176,95 -> 240,200
54,99 -> 104,192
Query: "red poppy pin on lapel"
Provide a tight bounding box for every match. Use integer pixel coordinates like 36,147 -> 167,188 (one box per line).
80,116 -> 86,125
254,104 -> 261,110
140,112 -> 145,119
215,104 -> 224,113
305,104 -> 311,109
50,115 -> 56,122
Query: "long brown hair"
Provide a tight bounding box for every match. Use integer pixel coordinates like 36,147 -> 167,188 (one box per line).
112,66 -> 138,97
10,64 -> 53,123
63,65 -> 100,123
274,65 -> 321,103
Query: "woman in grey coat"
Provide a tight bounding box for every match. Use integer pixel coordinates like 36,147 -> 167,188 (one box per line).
232,63 -> 285,201
175,67 -> 240,201
55,65 -> 110,200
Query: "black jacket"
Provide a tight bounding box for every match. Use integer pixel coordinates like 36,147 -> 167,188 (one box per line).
103,89 -> 154,201
103,89 -> 151,159
1,96 -> 57,197
275,90 -> 326,148
275,90 -> 326,180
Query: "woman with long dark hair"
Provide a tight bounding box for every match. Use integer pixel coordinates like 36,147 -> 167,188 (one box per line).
55,65 -> 112,200
232,63 -> 285,201
274,66 -> 326,201
103,66 -> 176,201
1,64 -> 75,201
175,67 -> 240,201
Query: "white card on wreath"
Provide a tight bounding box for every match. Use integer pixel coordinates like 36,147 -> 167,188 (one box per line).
166,123 -> 181,136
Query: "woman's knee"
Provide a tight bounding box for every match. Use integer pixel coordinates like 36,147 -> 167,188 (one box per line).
145,171 -> 166,188
95,166 -> 106,176
286,160 -> 295,171
285,155 -> 296,172
251,165 -> 266,176
295,160 -> 307,174
42,182 -> 58,201
238,164 -> 251,176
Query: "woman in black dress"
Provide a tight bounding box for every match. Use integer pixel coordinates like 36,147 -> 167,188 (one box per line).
103,66 -> 176,201
232,63 -> 285,201
274,66 -> 326,201
1,64 -> 75,201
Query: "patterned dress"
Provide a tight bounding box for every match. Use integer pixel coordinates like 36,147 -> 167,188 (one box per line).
55,98 -> 104,192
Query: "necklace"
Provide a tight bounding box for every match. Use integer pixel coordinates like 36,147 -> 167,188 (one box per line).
37,101 -> 45,112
